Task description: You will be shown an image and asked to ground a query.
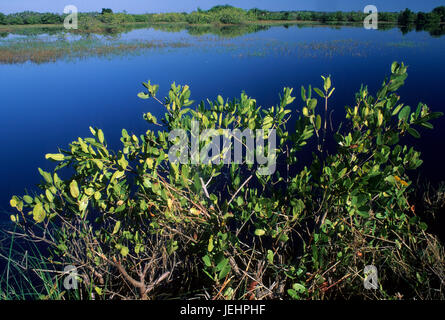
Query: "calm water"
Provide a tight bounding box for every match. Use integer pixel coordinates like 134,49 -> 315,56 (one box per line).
0,24 -> 445,222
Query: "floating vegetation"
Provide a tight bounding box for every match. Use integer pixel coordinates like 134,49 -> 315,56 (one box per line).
0,21 -> 439,65
0,36 -> 190,64
386,40 -> 420,48
229,39 -> 376,59
295,39 -> 372,58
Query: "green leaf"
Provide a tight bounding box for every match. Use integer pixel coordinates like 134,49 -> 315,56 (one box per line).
85,188 -> 95,196
45,153 -> 65,161
45,189 -> 54,203
94,287 -> 103,296
254,229 -> 266,237
301,86 -> 306,101
308,98 -> 317,110
420,122 -> 433,129
111,171 -> 125,183
218,263 -> 231,280
23,195 -> 33,204
377,110 -> 383,126
407,127 -> 420,138
112,221 -> 121,235
70,180 -> 80,198
117,155 -> 128,170
427,112 -> 443,120
315,114 -> 322,130
9,197 -> 17,208
263,115 -> 274,129
287,289 -> 299,299
208,235 -> 214,252
120,246 -> 129,257
419,222 -> 428,231
32,203 -> 46,223
94,191 -> 101,200
38,168 -> 53,184
314,87 -> 325,98
92,159 -> 104,170
267,250 -> 274,264
202,255 -> 212,267
292,283 -> 306,293
392,104 -> 404,116
324,76 -> 331,92
97,129 -> 105,144
398,106 -> 411,121
137,92 -> 149,99
216,257 -> 228,272
78,197 -> 89,212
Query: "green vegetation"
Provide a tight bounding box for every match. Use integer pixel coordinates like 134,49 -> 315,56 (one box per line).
0,36 -> 189,64
0,5 -> 444,28
0,226 -> 78,300
3,62 -> 444,299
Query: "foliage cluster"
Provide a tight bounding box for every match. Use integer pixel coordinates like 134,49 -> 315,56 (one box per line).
5,62 -> 445,300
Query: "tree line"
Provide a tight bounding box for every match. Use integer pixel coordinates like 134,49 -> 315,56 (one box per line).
0,6 -> 444,27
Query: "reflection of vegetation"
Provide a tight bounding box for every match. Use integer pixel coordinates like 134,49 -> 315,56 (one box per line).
401,23 -> 445,37
398,7 -> 445,37
0,25 -> 64,36
0,37 -> 189,64
0,23 -> 155,37
2,21 -> 442,41
150,23 -> 270,38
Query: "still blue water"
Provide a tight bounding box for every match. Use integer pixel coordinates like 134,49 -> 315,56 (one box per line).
0,24 -> 444,222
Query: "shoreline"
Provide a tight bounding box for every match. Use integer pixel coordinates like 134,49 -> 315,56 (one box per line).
0,20 -> 403,33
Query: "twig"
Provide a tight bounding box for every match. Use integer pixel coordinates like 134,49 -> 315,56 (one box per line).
228,174 -> 253,206
200,177 -> 210,199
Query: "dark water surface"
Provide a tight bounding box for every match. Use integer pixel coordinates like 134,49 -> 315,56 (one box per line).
0,24 -> 444,222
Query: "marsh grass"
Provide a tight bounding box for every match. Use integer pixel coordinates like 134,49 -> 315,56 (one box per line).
0,225 -> 71,300
0,36 -> 190,64
386,40 -> 420,48
0,21 -> 438,65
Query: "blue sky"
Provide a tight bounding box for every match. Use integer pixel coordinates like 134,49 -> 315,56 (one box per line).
0,0 -> 443,14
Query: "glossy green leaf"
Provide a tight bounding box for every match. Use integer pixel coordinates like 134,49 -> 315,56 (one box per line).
70,180 -> 80,198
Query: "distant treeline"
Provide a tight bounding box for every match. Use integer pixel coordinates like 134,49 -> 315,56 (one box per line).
0,5 -> 444,27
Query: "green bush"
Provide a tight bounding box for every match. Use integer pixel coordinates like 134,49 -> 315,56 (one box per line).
150,13 -> 187,23
132,14 -> 149,23
212,7 -> 249,24
6,62 -> 445,300
185,12 -> 213,24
